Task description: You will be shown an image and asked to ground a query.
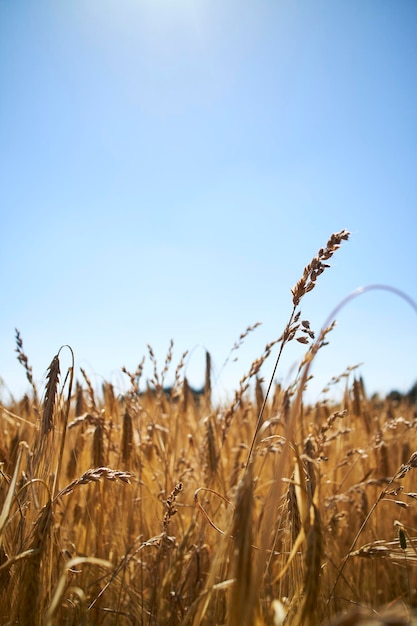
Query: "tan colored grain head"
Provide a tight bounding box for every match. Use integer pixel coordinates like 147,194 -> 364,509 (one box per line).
41,354 -> 60,439
14,328 -> 39,409
291,230 -> 350,307
56,467 -> 132,500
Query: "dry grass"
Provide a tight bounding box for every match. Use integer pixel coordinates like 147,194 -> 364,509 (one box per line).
1,230 -> 417,625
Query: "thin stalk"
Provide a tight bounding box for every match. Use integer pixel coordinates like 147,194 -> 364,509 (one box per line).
245,305 -> 297,469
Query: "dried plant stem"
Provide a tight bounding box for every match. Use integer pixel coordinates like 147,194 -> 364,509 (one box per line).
245,305 -> 297,469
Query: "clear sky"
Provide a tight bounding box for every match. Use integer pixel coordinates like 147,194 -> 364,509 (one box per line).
1,1 -> 417,404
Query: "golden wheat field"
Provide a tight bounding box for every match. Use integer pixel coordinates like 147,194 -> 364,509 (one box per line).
1,230 -> 417,626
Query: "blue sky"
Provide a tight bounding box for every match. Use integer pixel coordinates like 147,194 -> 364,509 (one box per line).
1,0 -> 417,404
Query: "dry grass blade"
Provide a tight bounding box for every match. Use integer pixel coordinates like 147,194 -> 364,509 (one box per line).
93,417 -> 105,467
194,487 -> 232,535
228,465 -> 255,626
0,442 -> 26,546
204,349 -> 212,408
294,504 -> 323,626
121,409 -> 133,465
18,500 -> 53,626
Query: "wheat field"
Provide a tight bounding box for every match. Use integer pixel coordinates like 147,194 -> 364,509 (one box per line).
1,230 -> 417,625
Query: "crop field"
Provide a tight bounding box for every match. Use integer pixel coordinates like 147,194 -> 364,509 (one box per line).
1,230 -> 417,625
